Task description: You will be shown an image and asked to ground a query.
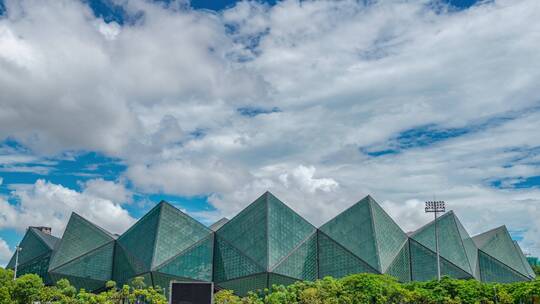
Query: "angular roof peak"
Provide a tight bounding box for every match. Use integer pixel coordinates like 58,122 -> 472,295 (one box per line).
216,192 -> 315,271
30,227 -> 60,250
116,199 -> 211,272
49,212 -> 115,272
210,218 -> 229,231
320,195 -> 407,273
411,211 -> 476,277
472,225 -> 529,277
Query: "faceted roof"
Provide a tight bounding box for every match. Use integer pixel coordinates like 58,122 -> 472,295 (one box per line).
216,191 -> 316,271
49,213 -> 115,271
31,228 -> 60,249
6,227 -> 58,268
411,211 -> 478,278
116,200 -> 211,271
320,195 -> 407,273
473,226 -> 530,278
210,218 -> 229,231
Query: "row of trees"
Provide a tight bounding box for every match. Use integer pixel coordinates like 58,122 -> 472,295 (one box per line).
0,268 -> 167,304
216,274 -> 540,304
1,266 -> 539,304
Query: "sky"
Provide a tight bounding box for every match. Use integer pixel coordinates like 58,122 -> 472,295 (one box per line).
0,0 -> 539,266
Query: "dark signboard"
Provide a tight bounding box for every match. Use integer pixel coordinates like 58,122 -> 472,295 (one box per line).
169,282 -> 213,304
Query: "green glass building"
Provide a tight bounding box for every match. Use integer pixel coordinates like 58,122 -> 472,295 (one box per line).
7,192 -> 535,295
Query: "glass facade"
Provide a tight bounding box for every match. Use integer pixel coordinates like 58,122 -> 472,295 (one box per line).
7,192 -> 535,295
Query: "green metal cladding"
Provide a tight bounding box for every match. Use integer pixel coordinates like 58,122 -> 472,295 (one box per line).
7,227 -> 59,284
7,192 -> 535,296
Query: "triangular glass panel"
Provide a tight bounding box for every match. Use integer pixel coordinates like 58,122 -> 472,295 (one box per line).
318,231 -> 377,279
117,204 -> 161,272
49,213 -> 114,271
384,240 -> 410,282
7,228 -> 50,268
51,241 -> 114,283
216,193 -> 269,268
272,232 -> 317,281
320,196 -> 379,271
213,235 -> 265,282
152,202 -> 211,268
478,250 -> 529,283
411,212 -> 473,275
156,235 -> 213,282
473,226 -> 528,277
409,239 -> 472,281
369,197 -> 408,272
267,193 -> 315,268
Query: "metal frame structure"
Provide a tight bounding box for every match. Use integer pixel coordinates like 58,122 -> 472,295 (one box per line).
7,192 -> 535,296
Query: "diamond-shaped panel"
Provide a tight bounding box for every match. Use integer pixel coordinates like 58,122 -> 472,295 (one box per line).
213,235 -> 265,282
272,232 -> 317,281
156,234 -> 213,282
318,231 -> 377,278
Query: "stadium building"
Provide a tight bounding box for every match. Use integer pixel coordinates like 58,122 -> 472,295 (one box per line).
7,192 -> 535,295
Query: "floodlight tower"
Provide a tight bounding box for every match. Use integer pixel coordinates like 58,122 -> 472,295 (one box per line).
425,200 -> 446,281
13,246 -> 22,280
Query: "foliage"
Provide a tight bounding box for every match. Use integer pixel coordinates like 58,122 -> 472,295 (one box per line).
533,265 -> 540,276
1,266 -> 539,304
215,274 -> 540,304
0,268 -> 167,304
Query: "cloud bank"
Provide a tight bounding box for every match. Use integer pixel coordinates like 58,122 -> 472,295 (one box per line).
0,0 -> 539,258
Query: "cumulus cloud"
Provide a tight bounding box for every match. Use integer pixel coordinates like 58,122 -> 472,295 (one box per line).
0,179 -> 135,235
0,238 -> 12,267
0,0 -> 539,255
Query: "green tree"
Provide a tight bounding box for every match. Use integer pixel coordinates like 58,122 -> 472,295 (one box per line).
533,265 -> 540,276
11,273 -> 43,304
131,276 -> 146,290
215,290 -> 242,304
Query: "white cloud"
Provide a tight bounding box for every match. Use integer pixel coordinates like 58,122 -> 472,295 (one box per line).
0,179 -> 135,235
0,238 -> 13,267
0,0 -> 539,254
82,178 -> 133,204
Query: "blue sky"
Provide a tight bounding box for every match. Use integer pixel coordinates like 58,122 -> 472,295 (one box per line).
1,0 -> 539,265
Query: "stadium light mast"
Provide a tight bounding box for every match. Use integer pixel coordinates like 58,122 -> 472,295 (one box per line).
13,246 -> 22,280
425,200 -> 445,281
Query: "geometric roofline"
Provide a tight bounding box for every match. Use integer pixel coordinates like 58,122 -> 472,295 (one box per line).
410,210 -> 477,277
6,226 -> 58,269
320,195 -> 408,273
30,227 -> 60,250
216,191 -> 317,271
210,218 -> 229,231
48,212 -> 116,272
71,212 -> 117,240
410,210 -> 456,236
472,225 -> 533,279
472,225 -> 506,249
8,190 -> 534,290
